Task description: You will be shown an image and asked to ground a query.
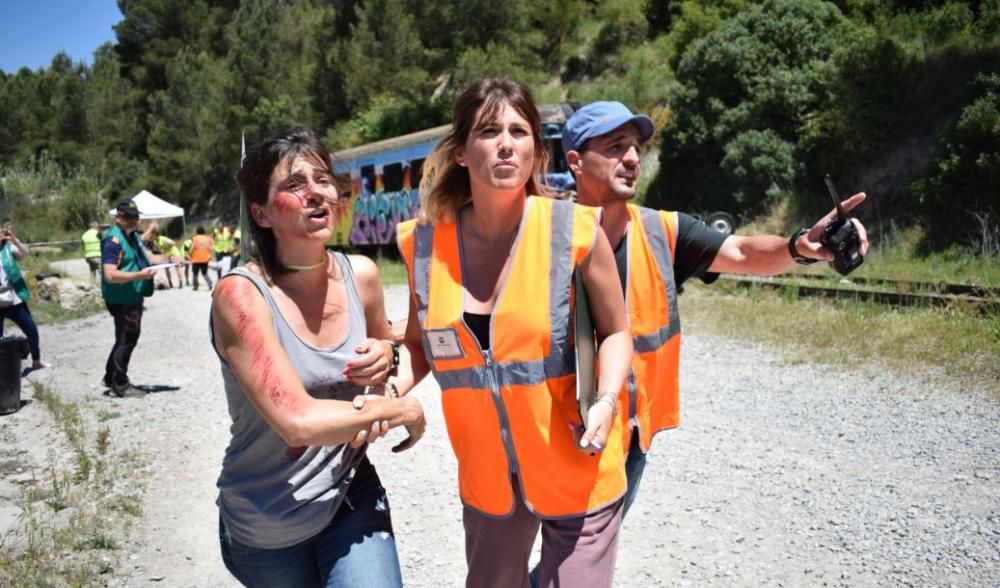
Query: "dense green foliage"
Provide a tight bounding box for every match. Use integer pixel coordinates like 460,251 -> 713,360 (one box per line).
647,0 -> 1000,241
0,0 -> 996,250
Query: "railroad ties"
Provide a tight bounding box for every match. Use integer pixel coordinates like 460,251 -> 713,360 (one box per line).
718,274 -> 1000,315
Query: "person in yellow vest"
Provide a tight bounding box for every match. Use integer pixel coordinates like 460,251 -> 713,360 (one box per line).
559,101 -> 870,519
386,78 -> 633,587
156,232 -> 185,288
213,223 -> 231,280
81,220 -> 103,284
181,235 -> 193,285
189,226 -> 214,291
141,221 -> 185,289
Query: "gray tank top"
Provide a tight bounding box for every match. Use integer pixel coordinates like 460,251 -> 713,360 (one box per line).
212,252 -> 369,549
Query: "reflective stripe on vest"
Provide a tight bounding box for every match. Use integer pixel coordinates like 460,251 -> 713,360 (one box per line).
400,196 -> 626,518
624,204 -> 682,452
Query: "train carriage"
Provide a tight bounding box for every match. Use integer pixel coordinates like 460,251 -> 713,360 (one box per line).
329,103 -> 577,250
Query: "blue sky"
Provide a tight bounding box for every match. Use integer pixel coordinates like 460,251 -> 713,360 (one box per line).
0,1 -> 123,74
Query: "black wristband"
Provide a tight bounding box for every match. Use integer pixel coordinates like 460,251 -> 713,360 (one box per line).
788,228 -> 819,265
388,340 -> 400,371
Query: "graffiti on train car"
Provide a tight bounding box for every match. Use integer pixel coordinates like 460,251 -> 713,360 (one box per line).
349,188 -> 420,245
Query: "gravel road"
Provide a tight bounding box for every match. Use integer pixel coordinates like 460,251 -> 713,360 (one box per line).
2,260 -> 997,586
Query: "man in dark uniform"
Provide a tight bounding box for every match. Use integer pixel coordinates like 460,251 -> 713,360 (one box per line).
560,101 -> 871,516
101,200 -> 168,398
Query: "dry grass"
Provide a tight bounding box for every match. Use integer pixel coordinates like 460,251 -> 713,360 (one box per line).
0,384 -> 145,585
376,256 -> 409,286
679,281 -> 1000,397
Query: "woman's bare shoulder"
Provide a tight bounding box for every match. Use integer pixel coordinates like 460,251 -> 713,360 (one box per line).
211,269 -> 269,320
343,253 -> 383,297
345,253 -> 379,279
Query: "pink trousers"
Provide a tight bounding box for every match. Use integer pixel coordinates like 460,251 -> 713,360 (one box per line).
462,476 -> 624,588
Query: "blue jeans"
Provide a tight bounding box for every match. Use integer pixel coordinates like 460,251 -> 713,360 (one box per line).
219,458 -> 403,588
0,303 -> 41,362
622,429 -> 648,517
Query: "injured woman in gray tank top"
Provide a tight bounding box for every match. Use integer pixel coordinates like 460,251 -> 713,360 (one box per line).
211,251 -> 371,550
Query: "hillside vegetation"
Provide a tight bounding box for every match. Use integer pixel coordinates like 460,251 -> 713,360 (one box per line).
0,0 -> 997,252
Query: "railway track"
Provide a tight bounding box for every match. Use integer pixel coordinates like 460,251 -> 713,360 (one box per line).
718,274 -> 1000,314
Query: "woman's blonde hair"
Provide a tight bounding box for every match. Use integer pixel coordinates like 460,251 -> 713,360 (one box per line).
420,77 -> 550,222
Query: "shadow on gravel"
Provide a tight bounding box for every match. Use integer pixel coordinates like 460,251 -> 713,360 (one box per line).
135,384 -> 181,394
100,384 -> 181,398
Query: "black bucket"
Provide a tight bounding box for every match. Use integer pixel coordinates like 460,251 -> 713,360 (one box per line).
0,336 -> 29,415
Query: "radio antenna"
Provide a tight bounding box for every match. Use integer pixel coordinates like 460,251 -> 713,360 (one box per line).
824,174 -> 846,219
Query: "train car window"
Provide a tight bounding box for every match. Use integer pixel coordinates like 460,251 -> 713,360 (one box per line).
411,158 -> 425,189
360,165 -> 376,196
546,139 -> 569,173
333,172 -> 351,197
384,163 -> 404,192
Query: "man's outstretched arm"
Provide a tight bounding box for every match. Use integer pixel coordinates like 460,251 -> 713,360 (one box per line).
708,193 -> 869,276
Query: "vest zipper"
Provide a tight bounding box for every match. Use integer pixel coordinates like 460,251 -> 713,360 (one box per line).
483,350 -> 519,477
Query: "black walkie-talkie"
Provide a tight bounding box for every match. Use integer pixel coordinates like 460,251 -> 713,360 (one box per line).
821,175 -> 864,276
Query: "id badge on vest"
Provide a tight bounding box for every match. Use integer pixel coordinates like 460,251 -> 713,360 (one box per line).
425,327 -> 465,360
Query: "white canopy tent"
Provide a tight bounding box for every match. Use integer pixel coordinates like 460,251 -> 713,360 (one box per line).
108,189 -> 187,236
107,190 -> 185,220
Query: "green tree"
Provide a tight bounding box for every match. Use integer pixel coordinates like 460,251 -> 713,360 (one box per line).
145,49 -> 229,211
531,0 -> 587,68
649,0 -> 842,216
914,73 -> 1000,249
593,0 -> 650,64
659,0 -> 747,68
453,0 -> 531,54
341,0 -> 431,111
114,0 -> 238,153
84,44 -> 142,170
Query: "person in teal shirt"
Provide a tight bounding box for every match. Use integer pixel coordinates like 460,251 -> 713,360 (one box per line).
100,200 -> 169,398
0,224 -> 48,370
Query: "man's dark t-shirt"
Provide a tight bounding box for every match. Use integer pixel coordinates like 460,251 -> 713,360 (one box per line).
612,211 -> 727,294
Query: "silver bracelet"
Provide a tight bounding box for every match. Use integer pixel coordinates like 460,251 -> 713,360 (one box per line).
591,392 -> 618,417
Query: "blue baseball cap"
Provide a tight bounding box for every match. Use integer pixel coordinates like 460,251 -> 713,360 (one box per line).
561,101 -> 655,154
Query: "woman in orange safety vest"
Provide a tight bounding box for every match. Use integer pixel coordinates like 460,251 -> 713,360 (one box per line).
391,78 -> 633,588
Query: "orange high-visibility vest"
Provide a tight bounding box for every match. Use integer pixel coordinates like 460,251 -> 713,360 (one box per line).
190,234 -> 213,263
620,204 -> 682,452
398,196 -> 627,518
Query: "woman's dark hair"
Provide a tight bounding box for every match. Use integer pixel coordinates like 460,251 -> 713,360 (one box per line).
420,77 -> 549,221
196,226 -> 206,235
237,127 -> 334,279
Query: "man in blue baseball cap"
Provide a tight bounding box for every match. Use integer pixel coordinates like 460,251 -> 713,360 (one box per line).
561,100 -> 871,518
